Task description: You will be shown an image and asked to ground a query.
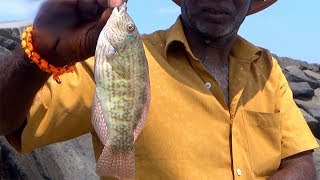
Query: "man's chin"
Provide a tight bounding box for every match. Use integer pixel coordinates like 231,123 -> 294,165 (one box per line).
195,24 -> 233,40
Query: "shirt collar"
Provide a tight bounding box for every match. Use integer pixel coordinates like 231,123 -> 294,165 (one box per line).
165,17 -> 262,62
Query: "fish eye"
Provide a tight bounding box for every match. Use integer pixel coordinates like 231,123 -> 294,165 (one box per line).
127,22 -> 135,32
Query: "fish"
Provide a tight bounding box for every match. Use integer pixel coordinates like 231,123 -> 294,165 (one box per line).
91,3 -> 151,179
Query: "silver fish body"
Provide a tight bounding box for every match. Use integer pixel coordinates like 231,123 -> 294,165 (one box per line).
91,3 -> 150,179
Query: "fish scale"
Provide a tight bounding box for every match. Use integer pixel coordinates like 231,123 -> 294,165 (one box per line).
91,3 -> 150,179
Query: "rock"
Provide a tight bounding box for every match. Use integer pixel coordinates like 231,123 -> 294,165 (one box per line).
0,134 -> 99,180
312,139 -> 320,179
300,109 -> 320,139
295,99 -> 320,121
274,55 -> 308,69
284,66 -> 320,89
0,46 -> 11,57
285,66 -> 311,80
315,88 -> 320,98
274,55 -> 320,72
307,64 -> 320,73
289,82 -> 314,99
304,70 -> 320,81
0,28 -> 20,42
0,36 -> 18,51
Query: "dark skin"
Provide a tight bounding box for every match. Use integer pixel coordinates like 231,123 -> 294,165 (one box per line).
0,0 -> 316,179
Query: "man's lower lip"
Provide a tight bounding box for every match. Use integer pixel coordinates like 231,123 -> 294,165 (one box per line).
202,13 -> 230,22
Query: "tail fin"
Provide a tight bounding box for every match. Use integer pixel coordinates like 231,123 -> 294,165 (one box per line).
96,146 -> 135,180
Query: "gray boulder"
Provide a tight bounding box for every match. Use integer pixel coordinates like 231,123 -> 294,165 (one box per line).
313,139 -> 320,179
289,82 -> 314,99
314,88 -> 320,98
295,99 -> 320,121
300,109 -> 320,139
0,46 -> 11,57
284,66 -> 320,89
304,70 -> 320,81
274,54 -> 309,70
0,36 -> 18,51
274,54 -> 320,72
0,134 -> 99,180
0,28 -> 21,42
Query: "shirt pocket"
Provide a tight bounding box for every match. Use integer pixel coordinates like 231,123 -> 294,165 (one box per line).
242,110 -> 282,178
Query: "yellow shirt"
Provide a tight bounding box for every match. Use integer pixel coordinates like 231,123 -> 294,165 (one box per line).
6,18 -> 318,179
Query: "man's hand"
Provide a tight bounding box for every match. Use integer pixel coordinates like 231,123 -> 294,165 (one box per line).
172,0 -> 181,6
268,150 -> 316,180
32,0 -> 123,67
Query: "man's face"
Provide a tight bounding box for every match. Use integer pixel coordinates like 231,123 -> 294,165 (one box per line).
181,0 -> 253,39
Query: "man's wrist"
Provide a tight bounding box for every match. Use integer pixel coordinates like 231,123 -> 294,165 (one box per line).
15,46 -> 51,82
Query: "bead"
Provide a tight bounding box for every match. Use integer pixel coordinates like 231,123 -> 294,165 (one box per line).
26,26 -> 33,32
21,40 -> 27,48
27,35 -> 32,43
31,52 -> 40,60
21,32 -> 27,39
21,25 -> 76,84
39,59 -> 48,69
32,57 -> 40,64
27,43 -> 34,51
25,49 -> 31,57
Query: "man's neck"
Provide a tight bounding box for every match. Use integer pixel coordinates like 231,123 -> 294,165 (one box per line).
182,22 -> 237,65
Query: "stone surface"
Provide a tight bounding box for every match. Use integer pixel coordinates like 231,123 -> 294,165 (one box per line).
313,139 -> 320,179
0,28 -> 20,42
0,46 -> 11,57
304,70 -> 320,81
0,36 -> 18,51
284,66 -> 320,89
315,88 -> 320,98
295,99 -> 320,121
0,134 -> 98,180
289,82 -> 314,99
300,109 -> 320,139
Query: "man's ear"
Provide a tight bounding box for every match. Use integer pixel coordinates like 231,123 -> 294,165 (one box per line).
247,0 -> 277,15
172,0 -> 181,7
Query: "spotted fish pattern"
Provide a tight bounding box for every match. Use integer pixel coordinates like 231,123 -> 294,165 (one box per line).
91,3 -> 150,179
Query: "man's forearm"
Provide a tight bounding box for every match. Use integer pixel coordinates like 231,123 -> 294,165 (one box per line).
0,46 -> 50,135
269,152 -> 316,180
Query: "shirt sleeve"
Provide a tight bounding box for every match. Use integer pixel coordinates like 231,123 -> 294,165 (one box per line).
5,57 -> 96,153
274,58 -> 319,159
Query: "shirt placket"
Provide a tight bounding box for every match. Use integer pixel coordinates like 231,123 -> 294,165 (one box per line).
188,57 -> 229,110
229,55 -> 254,179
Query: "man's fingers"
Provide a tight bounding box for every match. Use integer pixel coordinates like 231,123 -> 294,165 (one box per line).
97,0 -> 123,8
172,0 -> 181,6
99,8 -> 113,23
77,0 -> 99,20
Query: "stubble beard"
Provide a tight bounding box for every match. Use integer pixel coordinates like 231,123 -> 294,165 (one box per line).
181,0 -> 249,43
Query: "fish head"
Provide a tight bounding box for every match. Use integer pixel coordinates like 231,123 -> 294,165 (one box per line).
103,3 -> 140,53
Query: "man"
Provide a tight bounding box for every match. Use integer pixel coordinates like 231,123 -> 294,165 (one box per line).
0,0 -> 318,179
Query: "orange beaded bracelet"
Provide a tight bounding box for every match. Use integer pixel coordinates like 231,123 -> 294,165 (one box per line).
21,26 -> 75,84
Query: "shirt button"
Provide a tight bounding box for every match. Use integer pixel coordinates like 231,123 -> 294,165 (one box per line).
236,168 -> 242,176
205,82 -> 212,89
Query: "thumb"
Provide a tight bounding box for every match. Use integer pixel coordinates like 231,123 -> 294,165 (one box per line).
98,0 -> 123,8
99,8 -> 113,23
81,8 -> 113,58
